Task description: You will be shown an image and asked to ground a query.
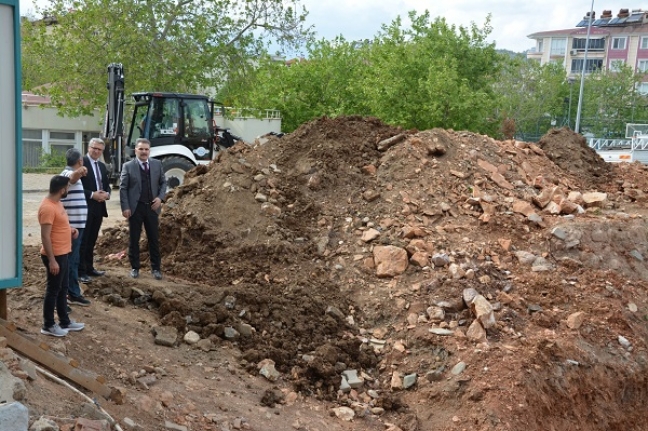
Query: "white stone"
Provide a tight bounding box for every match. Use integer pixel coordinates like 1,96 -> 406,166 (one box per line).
183,331 -> 201,345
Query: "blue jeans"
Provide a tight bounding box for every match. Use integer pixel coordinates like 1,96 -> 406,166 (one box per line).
41,254 -> 71,328
68,228 -> 84,298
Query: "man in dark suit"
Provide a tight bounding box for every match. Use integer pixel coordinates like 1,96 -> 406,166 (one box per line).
79,138 -> 111,283
119,138 -> 167,280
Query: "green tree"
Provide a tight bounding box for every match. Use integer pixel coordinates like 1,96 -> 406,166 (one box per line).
579,65 -> 648,137
495,58 -> 570,139
361,12 -> 500,133
226,11 -> 502,133
222,36 -> 372,131
21,0 -> 313,116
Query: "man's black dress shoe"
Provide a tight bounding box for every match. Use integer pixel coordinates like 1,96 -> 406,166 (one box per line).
89,269 -> 105,277
79,275 -> 92,283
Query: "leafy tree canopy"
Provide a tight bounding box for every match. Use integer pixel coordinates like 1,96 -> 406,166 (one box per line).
224,11 -> 503,134
580,65 -> 648,137
21,0 -> 313,116
494,58 -> 570,138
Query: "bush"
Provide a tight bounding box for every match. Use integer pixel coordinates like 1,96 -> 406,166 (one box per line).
39,149 -> 67,168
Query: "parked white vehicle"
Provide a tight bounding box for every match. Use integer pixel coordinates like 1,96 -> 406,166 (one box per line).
588,124 -> 648,164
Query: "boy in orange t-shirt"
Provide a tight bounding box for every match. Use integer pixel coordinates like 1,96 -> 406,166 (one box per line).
38,175 -> 86,337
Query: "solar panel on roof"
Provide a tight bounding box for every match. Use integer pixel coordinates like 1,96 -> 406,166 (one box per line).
576,19 -> 589,27
617,16 -> 629,23
608,17 -> 621,25
626,14 -> 642,23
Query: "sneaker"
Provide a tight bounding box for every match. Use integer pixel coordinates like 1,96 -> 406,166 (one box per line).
79,275 -> 92,284
152,270 -> 163,280
68,295 -> 91,307
130,268 -> 139,279
60,321 -> 85,332
41,324 -> 68,337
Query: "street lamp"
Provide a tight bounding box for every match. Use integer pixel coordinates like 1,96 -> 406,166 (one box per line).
575,0 -> 595,134
567,77 -> 575,129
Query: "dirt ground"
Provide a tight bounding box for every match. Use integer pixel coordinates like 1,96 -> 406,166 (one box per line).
7,121 -> 648,431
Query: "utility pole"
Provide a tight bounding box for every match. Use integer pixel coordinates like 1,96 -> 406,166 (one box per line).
568,77 -> 575,129
575,0 -> 595,133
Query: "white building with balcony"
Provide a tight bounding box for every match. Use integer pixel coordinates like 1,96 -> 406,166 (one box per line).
527,8 -> 648,93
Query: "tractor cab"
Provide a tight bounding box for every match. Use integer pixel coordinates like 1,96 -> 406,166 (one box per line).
127,92 -> 215,155
124,93 -> 217,189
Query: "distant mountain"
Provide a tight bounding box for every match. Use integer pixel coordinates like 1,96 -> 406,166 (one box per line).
496,49 -> 526,59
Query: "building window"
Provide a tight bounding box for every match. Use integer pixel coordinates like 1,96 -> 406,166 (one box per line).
609,59 -> 625,71
612,37 -> 627,50
572,38 -> 606,51
571,59 -> 603,73
49,131 -> 75,158
550,38 -> 567,55
537,40 -> 543,53
641,37 -> 648,50
22,129 -> 43,168
638,60 -> 648,73
637,82 -> 648,95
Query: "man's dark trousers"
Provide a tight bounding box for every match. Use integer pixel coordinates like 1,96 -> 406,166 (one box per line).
128,202 -> 161,271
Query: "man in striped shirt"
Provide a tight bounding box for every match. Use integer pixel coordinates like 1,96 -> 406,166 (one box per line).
61,148 -> 91,306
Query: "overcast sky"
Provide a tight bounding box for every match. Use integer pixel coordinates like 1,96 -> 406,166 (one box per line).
300,1 -> 640,52
18,0 -> 641,52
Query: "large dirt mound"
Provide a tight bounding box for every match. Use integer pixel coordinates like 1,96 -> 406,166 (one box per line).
93,118 -> 648,430
537,127 -> 612,185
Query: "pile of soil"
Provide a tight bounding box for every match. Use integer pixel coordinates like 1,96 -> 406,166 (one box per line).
537,127 -> 612,186
12,120 -> 648,431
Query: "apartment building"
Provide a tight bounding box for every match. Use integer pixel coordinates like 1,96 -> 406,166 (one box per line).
527,8 -> 648,93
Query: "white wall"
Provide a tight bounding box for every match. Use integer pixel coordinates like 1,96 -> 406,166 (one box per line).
22,105 -> 100,131
215,117 -> 282,142
21,104 -> 102,167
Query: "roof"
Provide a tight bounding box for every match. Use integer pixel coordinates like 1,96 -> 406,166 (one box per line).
131,92 -> 211,100
528,27 -> 610,39
21,92 -> 51,106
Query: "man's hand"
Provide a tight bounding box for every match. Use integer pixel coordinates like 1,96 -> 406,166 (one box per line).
94,190 -> 109,202
122,209 -> 131,219
71,228 -> 79,240
70,166 -> 88,183
151,197 -> 162,211
49,259 -> 60,275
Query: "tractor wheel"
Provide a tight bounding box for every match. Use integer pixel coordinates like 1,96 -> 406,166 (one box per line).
160,156 -> 194,192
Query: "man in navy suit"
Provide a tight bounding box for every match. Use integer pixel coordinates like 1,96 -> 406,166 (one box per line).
79,138 -> 111,283
119,138 -> 167,280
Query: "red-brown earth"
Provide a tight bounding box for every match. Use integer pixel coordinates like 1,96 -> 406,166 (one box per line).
6,119 -> 648,431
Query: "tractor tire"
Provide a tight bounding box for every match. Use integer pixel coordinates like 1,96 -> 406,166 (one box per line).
160,156 -> 194,191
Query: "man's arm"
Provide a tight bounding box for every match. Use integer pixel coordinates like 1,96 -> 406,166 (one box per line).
69,166 -> 87,184
40,223 -> 59,275
100,161 -> 111,198
81,157 -> 94,199
119,162 -> 132,218
157,162 -> 167,201
151,161 -> 166,212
